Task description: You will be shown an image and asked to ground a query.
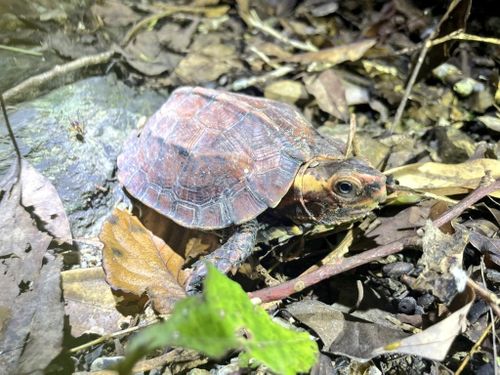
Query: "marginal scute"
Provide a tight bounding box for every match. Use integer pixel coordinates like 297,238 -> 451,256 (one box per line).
117,86 -> 344,229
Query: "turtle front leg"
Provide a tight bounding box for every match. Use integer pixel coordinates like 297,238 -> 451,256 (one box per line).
186,219 -> 259,294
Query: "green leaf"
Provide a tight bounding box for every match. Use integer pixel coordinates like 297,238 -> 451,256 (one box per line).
121,265 -> 318,375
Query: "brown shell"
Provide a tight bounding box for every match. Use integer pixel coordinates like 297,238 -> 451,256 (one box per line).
117,87 -> 344,230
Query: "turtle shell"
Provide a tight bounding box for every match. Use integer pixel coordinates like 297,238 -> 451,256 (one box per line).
117,87 -> 344,230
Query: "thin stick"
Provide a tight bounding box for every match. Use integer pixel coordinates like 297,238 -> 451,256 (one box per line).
228,65 -> 295,91
432,179 -> 500,228
0,95 -> 21,178
391,40 -> 429,130
69,319 -> 159,353
250,178 -> 500,303
121,5 -> 228,46
3,50 -> 114,103
0,44 -> 43,56
466,278 -> 500,318
454,318 -> 498,375
249,236 -> 419,303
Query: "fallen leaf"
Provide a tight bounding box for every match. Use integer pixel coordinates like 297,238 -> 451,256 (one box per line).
21,160 -> 72,244
286,300 -> 348,349
287,300 -> 408,359
477,115 -> 500,133
100,209 -> 188,314
137,204 -> 219,261
385,159 -> 500,198
62,267 -> 127,337
124,31 -> 182,76
372,285 -> 475,361
91,0 -> 140,27
158,21 -> 199,53
469,231 -> 500,266
174,43 -> 242,84
264,79 -> 308,104
304,69 -> 348,121
366,204 -> 431,245
287,39 -> 376,65
0,163 -> 64,374
412,221 -> 468,303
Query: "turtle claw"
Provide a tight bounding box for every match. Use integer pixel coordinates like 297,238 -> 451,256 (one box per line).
185,262 -> 208,295
184,220 -> 259,294
113,185 -> 134,212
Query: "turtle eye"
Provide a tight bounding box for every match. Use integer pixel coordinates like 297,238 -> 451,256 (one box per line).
335,180 -> 355,197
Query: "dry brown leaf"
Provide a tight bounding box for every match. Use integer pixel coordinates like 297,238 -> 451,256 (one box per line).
287,39 -> 376,65
366,204 -> 431,245
0,163 -> 64,374
264,80 -> 308,104
91,0 -> 140,27
100,209 -> 188,314
124,31 -> 182,76
21,160 -> 72,244
304,69 -> 348,121
412,221 -> 468,303
174,44 -> 242,84
137,204 -> 219,261
385,159 -> 500,198
373,285 -> 475,361
62,267 -> 127,337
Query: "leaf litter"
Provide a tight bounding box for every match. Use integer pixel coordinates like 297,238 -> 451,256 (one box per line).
1,0 -> 500,373
0,160 -> 67,374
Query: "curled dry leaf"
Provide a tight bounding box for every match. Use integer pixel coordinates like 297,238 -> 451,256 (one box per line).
304,69 -> 348,121
91,0 -> 140,27
174,44 -> 242,84
287,39 -> 376,65
411,221 -> 468,303
100,208 -> 188,314
62,267 -> 126,337
385,159 -> 500,198
123,31 -> 182,76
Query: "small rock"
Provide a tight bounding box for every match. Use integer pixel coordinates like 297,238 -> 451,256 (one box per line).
90,356 -> 125,371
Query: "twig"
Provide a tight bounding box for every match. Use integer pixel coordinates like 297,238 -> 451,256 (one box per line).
391,40 -> 429,130
0,95 -> 21,180
480,259 -> 499,375
69,319 -> 159,353
466,278 -> 500,318
238,6 -> 317,52
391,0 -> 473,130
429,30 -> 500,48
3,50 -> 115,103
228,65 -> 295,91
121,5 -> 228,46
0,44 -> 43,56
454,318 -> 498,375
249,236 -> 420,303
249,178 -> 500,303
432,178 -> 500,228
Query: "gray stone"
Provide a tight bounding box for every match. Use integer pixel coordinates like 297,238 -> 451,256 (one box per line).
0,75 -> 166,239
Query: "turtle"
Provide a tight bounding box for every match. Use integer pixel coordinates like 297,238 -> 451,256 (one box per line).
117,86 -> 387,292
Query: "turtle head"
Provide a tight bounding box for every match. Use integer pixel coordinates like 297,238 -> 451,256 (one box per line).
278,157 -> 386,225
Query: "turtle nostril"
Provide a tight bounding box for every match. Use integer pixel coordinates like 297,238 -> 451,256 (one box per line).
367,183 -> 386,201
